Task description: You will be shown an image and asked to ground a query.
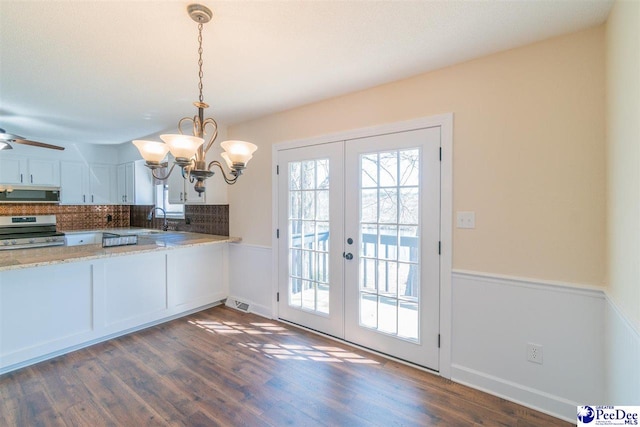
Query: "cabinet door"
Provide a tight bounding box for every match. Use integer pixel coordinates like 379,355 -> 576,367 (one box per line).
116,164 -> 126,204
0,156 -> 27,184
28,159 -> 60,186
184,176 -> 206,204
167,163 -> 186,204
132,160 -> 154,205
89,164 -> 113,204
60,161 -> 87,204
116,163 -> 132,204
124,162 -> 135,204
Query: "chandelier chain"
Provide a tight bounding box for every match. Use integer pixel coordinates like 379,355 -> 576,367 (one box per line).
197,22 -> 204,104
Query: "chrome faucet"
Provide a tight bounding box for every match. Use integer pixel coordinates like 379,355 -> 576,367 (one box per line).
147,207 -> 168,231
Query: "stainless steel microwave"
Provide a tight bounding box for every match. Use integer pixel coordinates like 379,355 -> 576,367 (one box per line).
0,186 -> 61,203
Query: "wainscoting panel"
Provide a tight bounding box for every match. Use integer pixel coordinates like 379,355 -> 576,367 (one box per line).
451,270 -> 606,422
604,295 -> 640,404
228,243 -> 273,318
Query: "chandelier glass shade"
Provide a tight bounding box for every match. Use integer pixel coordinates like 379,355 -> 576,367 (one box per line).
159,134 -> 204,161
132,140 -> 170,164
132,3 -> 256,193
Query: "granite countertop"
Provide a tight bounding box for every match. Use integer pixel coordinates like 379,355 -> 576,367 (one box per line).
0,229 -> 240,272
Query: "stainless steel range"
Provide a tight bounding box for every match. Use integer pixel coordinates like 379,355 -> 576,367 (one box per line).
0,215 -> 65,250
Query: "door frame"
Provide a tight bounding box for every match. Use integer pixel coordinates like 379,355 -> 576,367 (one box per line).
271,113 -> 453,378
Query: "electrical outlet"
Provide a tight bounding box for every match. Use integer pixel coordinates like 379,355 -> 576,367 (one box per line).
527,343 -> 543,364
456,211 -> 475,229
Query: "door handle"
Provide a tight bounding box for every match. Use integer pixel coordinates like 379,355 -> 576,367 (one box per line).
343,252 -> 353,260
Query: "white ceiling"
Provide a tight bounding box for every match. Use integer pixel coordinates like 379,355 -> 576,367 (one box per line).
0,0 -> 613,146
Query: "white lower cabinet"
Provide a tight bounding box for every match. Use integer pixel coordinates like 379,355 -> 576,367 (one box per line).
65,232 -> 102,246
168,243 -> 227,308
0,243 -> 228,374
0,262 -> 94,368
103,252 -> 167,328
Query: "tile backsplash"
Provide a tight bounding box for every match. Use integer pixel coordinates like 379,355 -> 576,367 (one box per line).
0,204 -> 229,236
0,204 -> 130,231
130,205 -> 229,236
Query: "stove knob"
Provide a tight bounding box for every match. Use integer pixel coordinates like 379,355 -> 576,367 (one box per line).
11,240 -> 17,245
29,239 -> 35,244
45,238 -> 51,242
2,241 -> 9,246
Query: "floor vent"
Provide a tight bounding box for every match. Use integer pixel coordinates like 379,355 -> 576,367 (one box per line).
227,298 -> 250,313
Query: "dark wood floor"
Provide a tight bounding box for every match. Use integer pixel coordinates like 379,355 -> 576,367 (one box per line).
0,306 -> 571,426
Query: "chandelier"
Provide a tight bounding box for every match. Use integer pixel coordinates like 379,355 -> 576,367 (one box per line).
133,4 -> 257,195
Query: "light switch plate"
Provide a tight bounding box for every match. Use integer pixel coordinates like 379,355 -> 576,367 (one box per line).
456,211 -> 475,229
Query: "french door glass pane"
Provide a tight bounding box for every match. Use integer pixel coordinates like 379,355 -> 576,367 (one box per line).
358,149 -> 420,342
288,159 -> 330,315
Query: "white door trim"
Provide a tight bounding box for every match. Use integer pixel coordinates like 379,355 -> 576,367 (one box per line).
271,113 -> 453,378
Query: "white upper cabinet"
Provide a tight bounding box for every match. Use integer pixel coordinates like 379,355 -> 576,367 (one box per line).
89,164 -> 113,205
60,161 -> 114,204
0,157 -> 25,184
0,155 -> 59,186
60,161 -> 87,204
166,155 -> 205,205
116,160 -> 153,205
29,158 -> 60,186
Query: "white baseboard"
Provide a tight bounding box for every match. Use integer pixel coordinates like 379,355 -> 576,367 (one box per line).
451,364 -> 577,423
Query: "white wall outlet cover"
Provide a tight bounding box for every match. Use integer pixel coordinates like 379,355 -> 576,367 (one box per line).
456,211 -> 475,229
527,343 -> 544,364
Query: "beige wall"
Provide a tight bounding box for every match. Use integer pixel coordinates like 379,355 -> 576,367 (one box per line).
606,0 -> 640,327
229,26 -> 606,287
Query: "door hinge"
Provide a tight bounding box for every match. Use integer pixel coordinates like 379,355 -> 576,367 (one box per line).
438,334 -> 441,348
276,165 -> 279,175
439,147 -> 442,161
438,241 -> 441,255
277,292 -> 280,302
276,229 -> 280,239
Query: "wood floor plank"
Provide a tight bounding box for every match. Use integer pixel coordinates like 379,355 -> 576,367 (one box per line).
0,306 -> 572,427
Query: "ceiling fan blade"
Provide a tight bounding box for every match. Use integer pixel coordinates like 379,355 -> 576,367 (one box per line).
14,139 -> 65,151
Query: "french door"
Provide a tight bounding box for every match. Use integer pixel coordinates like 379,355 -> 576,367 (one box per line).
277,127 -> 441,370
277,142 -> 345,337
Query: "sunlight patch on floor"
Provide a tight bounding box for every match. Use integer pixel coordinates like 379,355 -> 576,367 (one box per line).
188,320 -> 294,335
236,342 -> 378,364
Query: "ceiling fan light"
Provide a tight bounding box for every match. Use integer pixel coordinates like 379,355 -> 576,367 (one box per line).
160,134 -> 204,160
0,141 -> 13,150
133,140 -> 169,163
220,140 -> 257,166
